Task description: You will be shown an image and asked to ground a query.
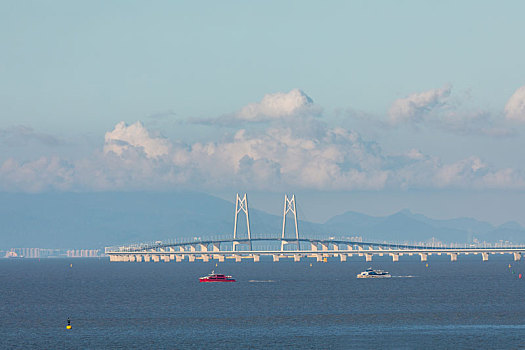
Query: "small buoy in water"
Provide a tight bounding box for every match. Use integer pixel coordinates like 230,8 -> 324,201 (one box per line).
309,263 -> 312,267
425,263 -> 428,268
509,264 -> 512,268
70,264 -> 73,268
215,263 -> 217,267
519,274 -> 522,279
323,257 -> 327,263
66,317 -> 72,330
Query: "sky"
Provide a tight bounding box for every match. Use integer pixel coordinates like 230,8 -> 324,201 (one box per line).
1,1 -> 525,224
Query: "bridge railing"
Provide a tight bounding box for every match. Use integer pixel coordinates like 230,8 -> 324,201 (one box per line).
105,234 -> 525,254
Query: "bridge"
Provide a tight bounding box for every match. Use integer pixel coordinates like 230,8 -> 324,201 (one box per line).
106,193 -> 525,263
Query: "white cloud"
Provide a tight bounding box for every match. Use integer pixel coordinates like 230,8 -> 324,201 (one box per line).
385,86 -> 515,137
389,86 -> 451,124
195,89 -> 321,125
2,89 -> 525,192
0,156 -> 73,192
1,119 -> 524,192
433,157 -> 487,188
504,85 -> 525,121
103,121 -> 170,159
236,89 -> 315,121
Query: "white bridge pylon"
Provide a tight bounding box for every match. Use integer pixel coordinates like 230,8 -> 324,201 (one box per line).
233,193 -> 252,251
281,194 -> 300,251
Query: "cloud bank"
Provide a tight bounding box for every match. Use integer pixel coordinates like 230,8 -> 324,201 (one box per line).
386,86 -> 516,137
389,86 -> 451,124
1,89 -> 525,192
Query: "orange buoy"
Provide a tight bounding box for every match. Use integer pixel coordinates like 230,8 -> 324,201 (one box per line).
519,274 -> 522,279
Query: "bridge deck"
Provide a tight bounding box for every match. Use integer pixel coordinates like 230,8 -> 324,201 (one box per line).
106,237 -> 525,262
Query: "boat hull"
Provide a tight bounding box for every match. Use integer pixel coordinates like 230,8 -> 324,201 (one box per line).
199,278 -> 236,282
357,274 -> 391,278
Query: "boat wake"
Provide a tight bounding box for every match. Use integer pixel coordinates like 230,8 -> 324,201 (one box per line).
248,280 -> 276,283
392,275 -> 417,278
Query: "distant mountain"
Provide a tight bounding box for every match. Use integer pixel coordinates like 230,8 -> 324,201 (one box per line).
1,192 -> 524,249
0,192 -> 245,249
324,210 -> 464,243
324,209 -> 525,244
0,191 -> 324,249
480,222 -> 525,243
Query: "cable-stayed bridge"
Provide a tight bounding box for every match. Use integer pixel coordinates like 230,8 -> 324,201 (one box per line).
106,194 -> 525,263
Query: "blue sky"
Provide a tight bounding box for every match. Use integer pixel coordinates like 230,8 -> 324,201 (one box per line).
1,1 -> 525,224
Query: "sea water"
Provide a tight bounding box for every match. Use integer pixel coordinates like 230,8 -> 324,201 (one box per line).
1,256 -> 524,349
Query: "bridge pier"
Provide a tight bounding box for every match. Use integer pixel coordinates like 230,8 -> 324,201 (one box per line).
449,253 -> 458,262
161,255 -> 170,262
340,254 -> 347,262
365,253 -> 372,262
377,247 -> 384,257
201,255 -> 209,262
144,255 -> 151,262
294,254 -> 301,262
188,255 -> 195,262
419,253 -> 428,262
253,254 -> 260,262
135,255 -> 143,262
152,255 -> 160,263
482,252 -> 489,261
273,254 -> 280,262
235,255 -> 242,262
390,253 -> 399,262
174,247 -> 184,262
514,252 -> 522,261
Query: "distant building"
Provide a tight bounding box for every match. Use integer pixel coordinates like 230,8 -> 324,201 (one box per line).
2,248 -> 101,258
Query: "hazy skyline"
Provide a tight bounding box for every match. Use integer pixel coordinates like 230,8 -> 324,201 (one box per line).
2,1 -> 525,225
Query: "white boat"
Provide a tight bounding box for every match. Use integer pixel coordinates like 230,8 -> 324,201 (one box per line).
357,267 -> 391,278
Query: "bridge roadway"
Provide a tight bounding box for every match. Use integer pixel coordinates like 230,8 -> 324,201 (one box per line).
106,238 -> 525,263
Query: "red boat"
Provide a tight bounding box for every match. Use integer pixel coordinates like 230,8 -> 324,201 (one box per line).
199,271 -> 236,282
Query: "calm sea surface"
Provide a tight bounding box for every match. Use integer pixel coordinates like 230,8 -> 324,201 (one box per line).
1,256 -> 524,349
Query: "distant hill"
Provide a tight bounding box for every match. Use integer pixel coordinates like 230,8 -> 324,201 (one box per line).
0,192 -> 524,249
324,209 -> 525,244
0,191 -> 274,249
